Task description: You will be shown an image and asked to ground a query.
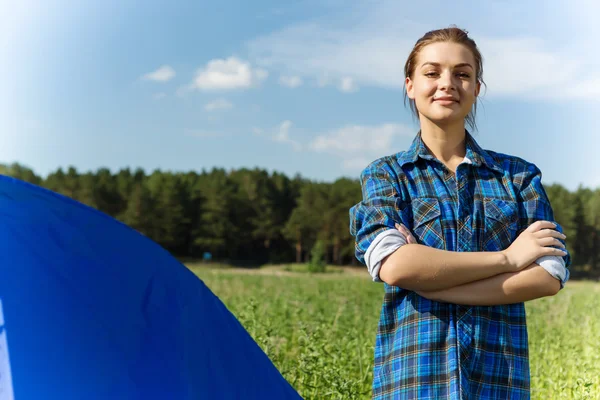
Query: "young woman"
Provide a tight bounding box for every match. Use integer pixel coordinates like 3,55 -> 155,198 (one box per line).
349,27 -> 570,399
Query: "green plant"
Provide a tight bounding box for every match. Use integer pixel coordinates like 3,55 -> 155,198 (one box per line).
307,240 -> 326,273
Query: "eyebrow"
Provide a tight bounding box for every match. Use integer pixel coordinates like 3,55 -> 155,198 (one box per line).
420,62 -> 474,70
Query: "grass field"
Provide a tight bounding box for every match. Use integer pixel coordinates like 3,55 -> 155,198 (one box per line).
188,263 -> 600,400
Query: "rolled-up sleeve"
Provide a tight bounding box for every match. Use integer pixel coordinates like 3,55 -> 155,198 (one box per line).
535,255 -> 569,288
514,162 -> 571,289
349,159 -> 410,277
364,230 -> 407,282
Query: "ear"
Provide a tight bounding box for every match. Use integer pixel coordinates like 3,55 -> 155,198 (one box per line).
474,80 -> 481,97
405,77 -> 415,99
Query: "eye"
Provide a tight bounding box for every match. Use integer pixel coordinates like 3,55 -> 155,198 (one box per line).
456,72 -> 471,78
424,71 -> 438,77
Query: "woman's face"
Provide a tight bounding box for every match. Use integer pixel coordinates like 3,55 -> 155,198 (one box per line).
406,41 -> 480,128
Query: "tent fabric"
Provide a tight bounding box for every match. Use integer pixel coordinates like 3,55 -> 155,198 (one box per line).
0,175 -> 302,400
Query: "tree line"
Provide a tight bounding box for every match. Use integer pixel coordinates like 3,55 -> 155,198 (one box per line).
1,162 -> 598,279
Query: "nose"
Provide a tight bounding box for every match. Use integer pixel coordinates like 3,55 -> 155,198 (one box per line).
438,71 -> 456,91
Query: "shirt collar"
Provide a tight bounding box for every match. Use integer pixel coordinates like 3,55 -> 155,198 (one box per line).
397,130 -> 503,173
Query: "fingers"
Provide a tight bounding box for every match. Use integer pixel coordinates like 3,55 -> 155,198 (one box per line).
525,220 -> 558,233
537,237 -> 566,248
395,223 -> 417,244
543,246 -> 568,256
533,229 -> 567,240
395,223 -> 410,240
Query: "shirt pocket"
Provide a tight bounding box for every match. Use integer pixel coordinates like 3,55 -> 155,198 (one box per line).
482,198 -> 519,251
411,197 -> 445,249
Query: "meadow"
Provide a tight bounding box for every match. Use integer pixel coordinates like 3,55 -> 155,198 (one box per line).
189,264 -> 600,400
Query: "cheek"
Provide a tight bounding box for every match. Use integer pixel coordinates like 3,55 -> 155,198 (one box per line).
462,82 -> 478,96
419,81 -> 436,94
414,83 -> 435,101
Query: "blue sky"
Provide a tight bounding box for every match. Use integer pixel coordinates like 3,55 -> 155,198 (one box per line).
1,0 -> 598,190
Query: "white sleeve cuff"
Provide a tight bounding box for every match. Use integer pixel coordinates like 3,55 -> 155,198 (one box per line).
535,255 -> 569,289
364,229 -> 408,282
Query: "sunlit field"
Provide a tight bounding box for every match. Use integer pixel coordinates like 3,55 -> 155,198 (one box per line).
189,264 -> 600,400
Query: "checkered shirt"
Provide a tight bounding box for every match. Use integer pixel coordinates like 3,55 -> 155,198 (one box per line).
349,131 -> 570,399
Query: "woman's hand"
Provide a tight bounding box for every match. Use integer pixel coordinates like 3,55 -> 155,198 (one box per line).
501,220 -> 567,272
394,223 -> 417,244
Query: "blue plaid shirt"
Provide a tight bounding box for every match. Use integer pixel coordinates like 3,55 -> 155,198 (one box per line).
349,131 -> 570,399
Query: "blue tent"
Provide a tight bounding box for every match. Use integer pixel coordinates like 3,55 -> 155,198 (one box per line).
0,175 -> 302,399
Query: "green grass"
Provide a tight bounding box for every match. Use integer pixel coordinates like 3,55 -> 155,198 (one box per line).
189,265 -> 600,400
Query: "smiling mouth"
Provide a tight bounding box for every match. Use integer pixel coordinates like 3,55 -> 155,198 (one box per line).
433,97 -> 459,103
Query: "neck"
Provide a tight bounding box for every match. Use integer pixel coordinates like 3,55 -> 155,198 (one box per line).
418,117 -> 467,165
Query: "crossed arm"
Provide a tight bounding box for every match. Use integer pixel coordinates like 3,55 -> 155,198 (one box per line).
353,161 -> 569,306
379,223 -> 565,306
415,263 -> 561,306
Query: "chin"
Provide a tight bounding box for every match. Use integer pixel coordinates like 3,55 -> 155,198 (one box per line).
422,111 -> 466,125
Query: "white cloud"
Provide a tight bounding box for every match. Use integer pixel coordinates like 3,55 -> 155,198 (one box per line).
246,13 -> 416,91
338,77 -> 358,93
255,120 -> 302,151
274,120 -> 292,141
191,57 -> 268,91
141,65 -> 176,82
318,75 -> 359,93
563,78 -> 600,100
342,157 -> 372,171
310,123 -> 411,154
245,1 -> 599,101
309,123 -> 413,170
254,120 -> 412,168
273,120 -> 302,151
279,75 -> 303,88
308,123 -> 415,173
152,92 -> 166,100
204,98 -> 233,112
476,37 -> 582,97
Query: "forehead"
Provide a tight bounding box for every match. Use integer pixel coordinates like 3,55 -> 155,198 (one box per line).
416,41 -> 476,67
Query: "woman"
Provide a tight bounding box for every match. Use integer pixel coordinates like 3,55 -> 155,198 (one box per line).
349,27 -> 570,399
